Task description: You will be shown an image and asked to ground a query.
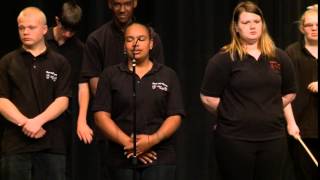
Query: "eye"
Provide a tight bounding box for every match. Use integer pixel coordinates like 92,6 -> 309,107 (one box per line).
125,36 -> 134,42
138,36 -> 147,41
241,21 -> 249,25
18,26 -> 25,31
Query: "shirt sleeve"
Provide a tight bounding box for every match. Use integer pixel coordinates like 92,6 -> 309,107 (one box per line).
200,52 -> 232,97
166,68 -> 185,117
0,56 -> 10,98
278,49 -> 297,95
92,69 -> 112,113
80,35 -> 103,82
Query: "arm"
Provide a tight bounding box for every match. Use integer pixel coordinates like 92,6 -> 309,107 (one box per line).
0,97 -> 29,126
284,103 -> 300,139
124,115 -> 182,156
200,93 -> 220,115
89,77 -> 99,95
94,111 -> 132,147
0,98 -> 46,138
77,82 -> 93,144
282,93 -> 296,108
22,96 -> 68,136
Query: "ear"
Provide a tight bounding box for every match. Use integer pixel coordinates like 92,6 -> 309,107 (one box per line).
149,38 -> 154,50
133,0 -> 138,8
55,16 -> 59,24
299,24 -> 305,34
108,0 -> 112,9
43,24 -> 48,35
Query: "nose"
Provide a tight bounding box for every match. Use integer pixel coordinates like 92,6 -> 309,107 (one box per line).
120,4 -> 125,12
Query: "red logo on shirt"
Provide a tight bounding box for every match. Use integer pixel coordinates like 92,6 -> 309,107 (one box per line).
269,60 -> 281,71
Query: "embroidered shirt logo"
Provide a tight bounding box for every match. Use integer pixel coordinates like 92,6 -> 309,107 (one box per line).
45,71 -> 58,82
152,82 -> 168,91
269,60 -> 281,71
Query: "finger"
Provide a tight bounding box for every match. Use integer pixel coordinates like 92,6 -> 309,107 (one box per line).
138,157 -> 147,164
150,151 -> 157,156
140,155 -> 153,164
146,152 -> 157,160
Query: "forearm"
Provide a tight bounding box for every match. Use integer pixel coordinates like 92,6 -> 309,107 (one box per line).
94,111 -> 131,146
284,103 -> 296,126
151,115 -> 181,144
282,93 -> 296,108
33,96 -> 69,126
0,98 -> 28,126
200,93 -> 220,115
283,103 -> 300,138
77,82 -> 90,124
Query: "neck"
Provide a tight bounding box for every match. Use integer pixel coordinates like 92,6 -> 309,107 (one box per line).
304,39 -> 318,59
23,42 -> 47,57
244,42 -> 261,60
114,18 -> 133,32
305,38 -> 318,47
53,26 -> 66,45
129,58 -> 153,78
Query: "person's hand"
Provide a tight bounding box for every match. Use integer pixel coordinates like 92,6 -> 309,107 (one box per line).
22,119 -> 43,138
34,128 -> 47,139
124,134 -> 158,157
287,122 -> 300,140
307,81 -> 318,93
137,151 -> 157,164
77,121 -> 94,144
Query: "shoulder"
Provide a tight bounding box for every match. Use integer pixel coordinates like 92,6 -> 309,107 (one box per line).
47,48 -> 70,66
207,51 -> 233,67
285,41 -> 300,52
86,21 -> 113,41
275,48 -> 291,61
0,49 -> 22,66
101,63 -> 123,77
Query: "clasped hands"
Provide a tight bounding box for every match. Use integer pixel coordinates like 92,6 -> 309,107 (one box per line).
123,134 -> 160,165
19,118 -> 46,139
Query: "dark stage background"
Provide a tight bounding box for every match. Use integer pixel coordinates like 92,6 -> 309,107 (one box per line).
0,0 -> 317,180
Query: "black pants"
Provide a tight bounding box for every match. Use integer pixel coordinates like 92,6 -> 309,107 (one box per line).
215,135 -> 287,180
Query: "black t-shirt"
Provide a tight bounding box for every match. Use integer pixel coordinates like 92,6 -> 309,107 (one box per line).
201,49 -> 296,141
0,47 -> 72,155
92,62 -> 185,168
286,41 -> 318,138
80,19 -> 164,83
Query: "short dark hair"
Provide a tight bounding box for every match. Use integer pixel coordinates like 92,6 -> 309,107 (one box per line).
58,1 -> 82,32
124,22 -> 153,39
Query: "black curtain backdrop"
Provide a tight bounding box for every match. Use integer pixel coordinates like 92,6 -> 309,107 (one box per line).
0,1 -> 317,180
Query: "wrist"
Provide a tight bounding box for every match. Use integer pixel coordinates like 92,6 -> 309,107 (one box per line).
17,118 -> 28,127
150,133 -> 161,145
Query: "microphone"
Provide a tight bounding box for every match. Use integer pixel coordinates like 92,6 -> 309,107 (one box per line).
132,38 -> 140,67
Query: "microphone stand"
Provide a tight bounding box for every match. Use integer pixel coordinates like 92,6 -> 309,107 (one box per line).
131,39 -> 139,180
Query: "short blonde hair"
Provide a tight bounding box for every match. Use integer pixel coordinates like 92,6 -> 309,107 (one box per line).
299,4 -> 318,32
17,7 -> 47,25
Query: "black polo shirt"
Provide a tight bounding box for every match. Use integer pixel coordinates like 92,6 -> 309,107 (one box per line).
201,49 -> 296,141
45,27 -> 84,89
80,19 -> 164,82
0,47 -> 72,155
92,62 -> 185,168
286,41 -> 318,138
